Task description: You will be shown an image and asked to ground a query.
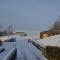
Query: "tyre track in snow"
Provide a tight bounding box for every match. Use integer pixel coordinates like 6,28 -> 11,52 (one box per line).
16,40 -> 43,60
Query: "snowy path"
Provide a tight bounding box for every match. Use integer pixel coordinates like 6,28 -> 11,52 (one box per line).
16,40 -> 46,60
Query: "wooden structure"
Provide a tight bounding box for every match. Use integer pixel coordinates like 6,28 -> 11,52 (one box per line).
40,31 -> 49,39
44,46 -> 60,60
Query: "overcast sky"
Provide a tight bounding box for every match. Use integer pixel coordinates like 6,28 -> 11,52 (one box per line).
0,0 -> 60,32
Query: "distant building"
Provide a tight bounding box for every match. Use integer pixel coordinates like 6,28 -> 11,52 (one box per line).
15,32 -> 27,36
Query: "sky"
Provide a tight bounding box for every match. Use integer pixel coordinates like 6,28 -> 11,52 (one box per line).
0,0 -> 60,32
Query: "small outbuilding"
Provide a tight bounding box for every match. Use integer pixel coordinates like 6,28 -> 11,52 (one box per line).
15,32 -> 27,36
40,31 -> 49,39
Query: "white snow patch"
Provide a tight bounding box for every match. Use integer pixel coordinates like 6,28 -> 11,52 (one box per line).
34,35 -> 60,48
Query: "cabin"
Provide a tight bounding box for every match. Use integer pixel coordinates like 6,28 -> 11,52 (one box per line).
40,30 -> 60,39
40,31 -> 49,39
15,32 -> 27,36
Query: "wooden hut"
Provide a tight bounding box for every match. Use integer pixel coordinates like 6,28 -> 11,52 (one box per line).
40,31 -> 49,39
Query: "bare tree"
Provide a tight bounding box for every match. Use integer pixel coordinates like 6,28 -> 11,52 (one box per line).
48,16 -> 60,36
53,16 -> 60,30
7,25 -> 13,35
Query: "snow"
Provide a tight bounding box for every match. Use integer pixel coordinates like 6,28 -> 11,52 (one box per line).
16,40 -> 47,60
1,34 -> 60,60
0,34 -> 40,41
23,35 -> 40,40
0,37 -> 47,60
0,43 -> 15,60
0,35 -> 16,41
13,35 -> 40,41
3,47 -> 16,60
0,34 -> 48,60
35,35 -> 60,48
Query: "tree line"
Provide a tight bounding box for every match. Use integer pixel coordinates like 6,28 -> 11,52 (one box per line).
0,25 -> 14,36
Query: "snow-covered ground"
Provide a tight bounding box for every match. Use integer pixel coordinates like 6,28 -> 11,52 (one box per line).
0,42 -> 15,60
1,34 -> 60,60
16,40 -> 47,60
33,35 -> 60,48
0,36 -> 47,60
14,35 -> 40,41
0,35 -> 16,41
0,34 -> 40,41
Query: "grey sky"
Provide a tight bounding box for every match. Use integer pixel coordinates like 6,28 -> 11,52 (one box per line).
0,0 -> 60,31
